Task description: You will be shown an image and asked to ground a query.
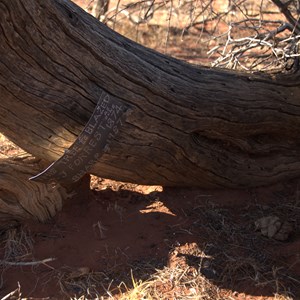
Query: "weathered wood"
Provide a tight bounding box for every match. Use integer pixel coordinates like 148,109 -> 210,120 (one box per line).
0,0 -> 300,188
0,155 -> 70,222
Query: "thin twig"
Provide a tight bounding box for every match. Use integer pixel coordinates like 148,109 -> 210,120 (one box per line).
1,288 -> 19,300
0,257 -> 56,266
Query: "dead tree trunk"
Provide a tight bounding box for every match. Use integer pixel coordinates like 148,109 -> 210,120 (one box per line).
0,155 -> 71,223
1,0 -> 300,189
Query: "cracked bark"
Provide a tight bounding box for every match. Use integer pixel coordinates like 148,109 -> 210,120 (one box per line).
1,0 -> 300,192
0,155 -> 72,223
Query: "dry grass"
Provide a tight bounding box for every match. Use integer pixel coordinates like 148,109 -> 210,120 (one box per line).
118,269 -> 219,299
0,225 -> 33,292
0,227 -> 33,263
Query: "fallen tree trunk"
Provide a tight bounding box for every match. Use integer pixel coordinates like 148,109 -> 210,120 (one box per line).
1,0 -> 300,188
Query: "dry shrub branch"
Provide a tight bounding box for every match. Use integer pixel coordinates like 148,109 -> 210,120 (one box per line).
86,0 -> 300,71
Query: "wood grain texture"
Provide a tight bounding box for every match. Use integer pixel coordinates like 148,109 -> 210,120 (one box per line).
0,156 -> 69,222
1,0 -> 300,187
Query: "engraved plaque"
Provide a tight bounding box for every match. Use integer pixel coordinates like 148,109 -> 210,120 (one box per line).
30,93 -> 128,185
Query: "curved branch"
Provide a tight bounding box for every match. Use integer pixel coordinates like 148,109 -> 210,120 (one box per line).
271,0 -> 300,34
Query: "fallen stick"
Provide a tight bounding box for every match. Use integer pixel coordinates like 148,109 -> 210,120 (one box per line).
0,257 -> 56,266
2,288 -> 19,300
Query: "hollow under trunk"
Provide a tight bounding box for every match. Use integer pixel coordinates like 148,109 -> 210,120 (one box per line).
0,0 -> 300,190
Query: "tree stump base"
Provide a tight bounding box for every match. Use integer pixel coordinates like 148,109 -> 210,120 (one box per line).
0,155 -> 75,223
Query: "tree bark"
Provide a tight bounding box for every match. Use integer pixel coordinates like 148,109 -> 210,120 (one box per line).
0,155 -> 71,223
1,0 -> 300,188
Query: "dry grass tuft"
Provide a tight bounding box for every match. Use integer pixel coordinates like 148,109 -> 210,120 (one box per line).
0,225 -> 33,289
56,267 -> 109,298
125,267 -> 218,300
0,225 -> 33,265
116,243 -> 220,300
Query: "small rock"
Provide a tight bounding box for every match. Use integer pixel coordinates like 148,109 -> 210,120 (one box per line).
255,216 -> 293,241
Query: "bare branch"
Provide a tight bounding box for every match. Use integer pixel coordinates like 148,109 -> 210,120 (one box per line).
0,257 -> 56,266
271,0 -> 300,34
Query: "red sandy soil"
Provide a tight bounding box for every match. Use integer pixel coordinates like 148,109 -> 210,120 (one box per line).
0,178 -> 299,299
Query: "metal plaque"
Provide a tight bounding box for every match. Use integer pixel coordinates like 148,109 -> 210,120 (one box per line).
30,92 -> 128,185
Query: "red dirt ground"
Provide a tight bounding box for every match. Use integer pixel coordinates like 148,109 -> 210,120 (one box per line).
1,177 -> 299,299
